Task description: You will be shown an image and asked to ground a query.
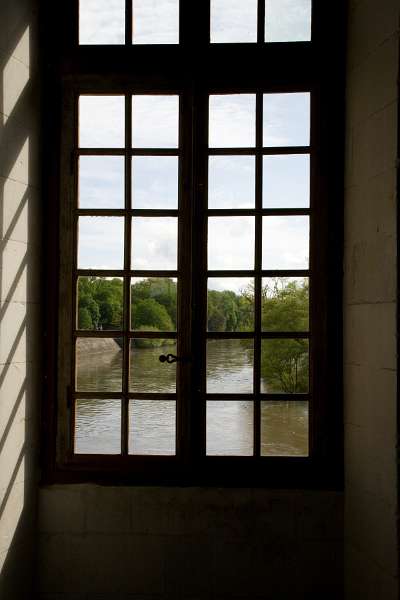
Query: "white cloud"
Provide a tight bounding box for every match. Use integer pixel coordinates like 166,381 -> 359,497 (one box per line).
208,156 -> 255,208
131,217 -> 177,270
132,95 -> 179,148
208,216 -> 255,270
265,0 -> 311,42
78,216 -> 125,269
79,0 -> 125,44
210,0 -> 257,43
79,96 -> 125,148
209,95 -> 256,148
262,216 -> 309,269
133,0 -> 179,44
79,156 -> 125,208
132,156 -> 178,208
263,154 -> 309,208
263,93 -> 310,147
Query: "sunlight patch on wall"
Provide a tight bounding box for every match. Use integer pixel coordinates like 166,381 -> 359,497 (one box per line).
2,27 -> 30,124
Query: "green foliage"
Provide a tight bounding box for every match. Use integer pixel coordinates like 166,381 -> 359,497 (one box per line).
132,298 -> 173,331
261,279 -> 309,393
77,276 -> 309,393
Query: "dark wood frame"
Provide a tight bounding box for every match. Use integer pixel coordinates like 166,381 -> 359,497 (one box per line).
41,0 -> 346,487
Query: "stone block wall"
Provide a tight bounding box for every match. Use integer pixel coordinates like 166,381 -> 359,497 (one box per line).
344,0 -> 399,597
0,0 -> 41,597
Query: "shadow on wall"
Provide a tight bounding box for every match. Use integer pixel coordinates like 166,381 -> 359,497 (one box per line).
0,0 -> 41,596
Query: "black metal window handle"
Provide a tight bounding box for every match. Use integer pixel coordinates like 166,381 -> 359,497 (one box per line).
159,353 -> 191,364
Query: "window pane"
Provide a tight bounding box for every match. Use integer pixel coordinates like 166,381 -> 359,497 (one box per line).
129,400 -> 176,455
262,216 -> 309,270
208,278 -> 254,332
263,93 -> 310,147
207,339 -> 253,393
132,156 -> 178,209
76,338 -> 123,392
75,398 -> 121,454
207,401 -> 253,456
77,276 -> 123,330
131,277 -> 177,331
79,156 -> 124,209
78,217 -> 125,270
132,95 -> 179,148
263,155 -> 310,208
208,217 -> 254,270
132,0 -> 179,44
261,401 -> 309,456
131,217 -> 178,270
130,340 -> 176,392
79,96 -> 125,148
262,277 -> 309,332
265,0 -> 311,42
209,95 -> 256,148
208,156 -> 255,208
210,0 -> 257,43
261,339 -> 309,393
79,0 -> 125,45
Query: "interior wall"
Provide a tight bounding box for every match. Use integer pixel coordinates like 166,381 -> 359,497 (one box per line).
38,485 -> 342,600
0,0 -> 41,597
344,0 -> 399,598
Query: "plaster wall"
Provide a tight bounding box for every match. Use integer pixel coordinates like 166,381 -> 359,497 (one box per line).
344,0 -> 399,598
0,0 -> 41,597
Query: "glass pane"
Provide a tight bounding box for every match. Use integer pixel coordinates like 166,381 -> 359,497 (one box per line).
79,156 -> 124,209
207,401 -> 253,456
77,276 -> 123,330
132,95 -> 179,148
208,156 -> 255,209
207,339 -> 253,393
208,217 -> 254,270
263,155 -> 310,208
262,277 -> 309,332
132,156 -> 178,209
265,0 -> 312,42
76,337 -> 123,392
131,277 -> 177,331
207,278 -> 253,332
79,0 -> 125,44
129,400 -> 176,455
261,401 -> 309,456
131,217 -> 177,270
75,398 -> 121,454
79,96 -> 125,148
261,339 -> 309,393
262,216 -> 309,270
209,95 -> 256,148
130,339 -> 176,393
78,217 -> 125,270
210,0 -> 257,43
263,93 -> 310,147
132,0 -> 179,44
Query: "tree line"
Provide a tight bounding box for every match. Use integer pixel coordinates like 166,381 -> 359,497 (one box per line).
78,276 -> 309,392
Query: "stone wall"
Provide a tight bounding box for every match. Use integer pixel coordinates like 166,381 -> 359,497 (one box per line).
38,485 -> 343,600
0,0 -> 42,597
344,0 -> 399,597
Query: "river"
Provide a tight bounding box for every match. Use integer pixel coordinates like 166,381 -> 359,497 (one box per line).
75,339 -> 308,456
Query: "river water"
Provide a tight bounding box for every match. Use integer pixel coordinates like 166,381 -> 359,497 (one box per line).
75,339 -> 308,456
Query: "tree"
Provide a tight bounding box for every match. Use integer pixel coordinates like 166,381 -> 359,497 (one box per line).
131,298 -> 173,331
261,279 -> 309,393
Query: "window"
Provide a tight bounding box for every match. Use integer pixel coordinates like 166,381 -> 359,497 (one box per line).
43,1 -> 345,485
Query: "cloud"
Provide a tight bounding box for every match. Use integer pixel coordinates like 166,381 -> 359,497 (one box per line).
79,156 -> 125,208
79,96 -> 125,148
132,95 -> 179,148
78,216 -> 125,269
265,0 -> 311,42
209,95 -> 256,148
79,0 -> 125,44
133,0 -> 179,44
211,0 -> 257,43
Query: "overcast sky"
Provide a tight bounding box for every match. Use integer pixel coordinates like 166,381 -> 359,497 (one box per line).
79,0 -> 311,45
78,93 -> 310,291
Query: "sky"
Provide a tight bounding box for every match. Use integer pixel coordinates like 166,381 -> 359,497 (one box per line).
77,3 -> 311,294
79,0 -> 311,45
78,92 -> 310,291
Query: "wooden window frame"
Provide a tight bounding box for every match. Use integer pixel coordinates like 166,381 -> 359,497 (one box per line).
41,0 -> 346,487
